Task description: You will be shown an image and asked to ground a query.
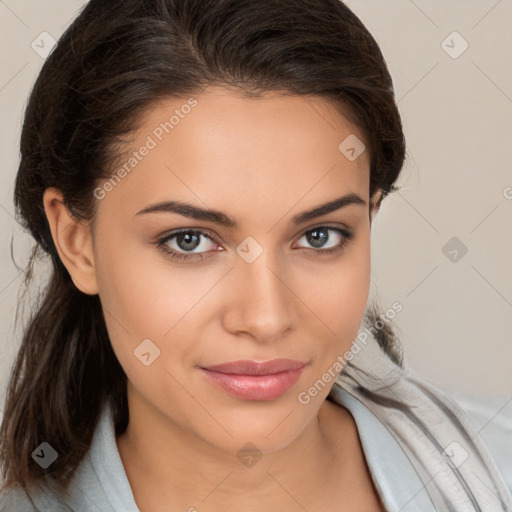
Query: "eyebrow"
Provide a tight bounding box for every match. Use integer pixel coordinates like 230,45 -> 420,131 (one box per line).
135,193 -> 366,228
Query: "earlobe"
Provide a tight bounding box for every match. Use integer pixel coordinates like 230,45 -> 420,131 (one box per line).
42,187 -> 99,295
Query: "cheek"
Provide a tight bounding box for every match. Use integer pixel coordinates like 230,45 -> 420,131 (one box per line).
93,229 -> 219,370
93,229 -> 170,358
298,234 -> 371,342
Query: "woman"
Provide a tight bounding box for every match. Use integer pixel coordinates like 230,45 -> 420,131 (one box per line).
1,0 -> 510,510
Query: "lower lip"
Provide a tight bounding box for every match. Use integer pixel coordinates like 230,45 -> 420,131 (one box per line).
199,366 -> 307,401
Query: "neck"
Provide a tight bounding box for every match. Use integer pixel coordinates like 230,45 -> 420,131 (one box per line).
116,384 -> 356,511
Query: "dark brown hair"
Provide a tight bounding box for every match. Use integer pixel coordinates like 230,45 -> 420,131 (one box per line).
0,0 -> 406,498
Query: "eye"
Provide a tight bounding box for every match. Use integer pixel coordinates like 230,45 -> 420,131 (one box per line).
156,229 -> 219,262
155,224 -> 354,262
293,225 -> 354,253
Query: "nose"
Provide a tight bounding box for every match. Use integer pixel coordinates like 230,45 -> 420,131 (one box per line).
222,248 -> 296,345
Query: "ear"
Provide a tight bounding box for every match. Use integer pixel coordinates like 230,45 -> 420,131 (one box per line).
369,188 -> 384,225
42,187 -> 99,295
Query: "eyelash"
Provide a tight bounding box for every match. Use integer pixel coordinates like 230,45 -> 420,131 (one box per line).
154,224 -> 354,262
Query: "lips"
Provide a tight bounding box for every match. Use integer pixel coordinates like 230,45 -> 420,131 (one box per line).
202,359 -> 308,375
199,358 -> 308,401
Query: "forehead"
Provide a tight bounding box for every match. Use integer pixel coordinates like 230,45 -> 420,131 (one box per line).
99,87 -> 370,219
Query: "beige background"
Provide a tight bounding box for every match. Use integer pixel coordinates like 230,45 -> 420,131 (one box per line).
0,0 -> 511,417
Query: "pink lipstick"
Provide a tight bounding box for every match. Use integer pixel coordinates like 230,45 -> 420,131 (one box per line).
199,359 -> 308,401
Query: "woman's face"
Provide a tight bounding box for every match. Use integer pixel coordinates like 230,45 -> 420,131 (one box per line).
91,87 -> 375,453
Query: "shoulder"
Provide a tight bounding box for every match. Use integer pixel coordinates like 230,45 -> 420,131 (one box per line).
443,387 -> 512,495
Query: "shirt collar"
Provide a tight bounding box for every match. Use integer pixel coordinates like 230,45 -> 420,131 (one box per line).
330,384 -> 436,512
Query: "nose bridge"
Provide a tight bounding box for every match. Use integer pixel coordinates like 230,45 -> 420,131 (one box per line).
229,239 -> 293,340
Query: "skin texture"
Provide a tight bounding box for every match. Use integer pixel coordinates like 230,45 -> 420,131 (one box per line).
43,87 -> 385,511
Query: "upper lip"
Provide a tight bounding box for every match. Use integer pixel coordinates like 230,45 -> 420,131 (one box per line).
201,358 -> 308,375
